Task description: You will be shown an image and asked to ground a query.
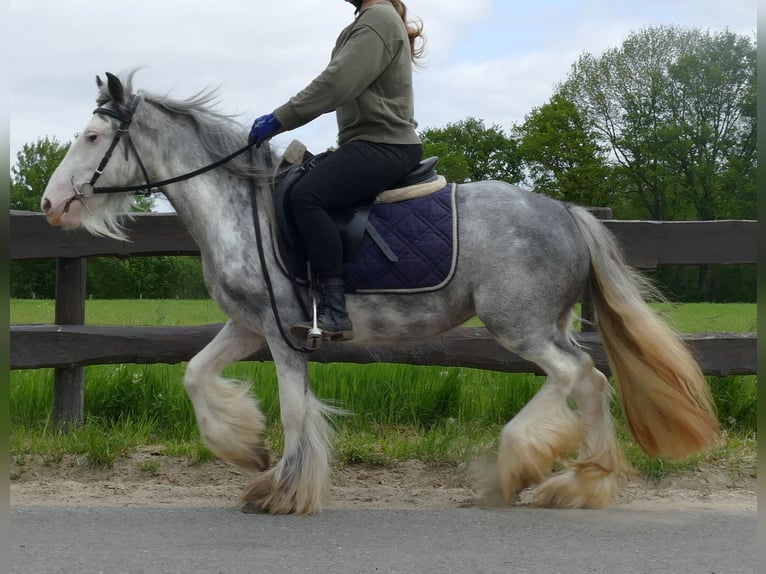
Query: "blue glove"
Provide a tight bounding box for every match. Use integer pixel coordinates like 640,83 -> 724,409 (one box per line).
248,113 -> 281,147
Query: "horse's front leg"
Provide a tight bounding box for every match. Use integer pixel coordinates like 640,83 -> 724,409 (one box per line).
183,320 -> 270,471
241,338 -> 340,515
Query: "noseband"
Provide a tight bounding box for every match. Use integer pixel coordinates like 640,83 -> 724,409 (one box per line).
73,94 -> 257,198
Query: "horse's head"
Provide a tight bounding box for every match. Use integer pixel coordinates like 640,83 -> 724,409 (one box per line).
41,72 -> 140,239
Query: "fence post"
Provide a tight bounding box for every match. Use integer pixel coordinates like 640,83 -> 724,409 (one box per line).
53,257 -> 87,430
580,207 -> 612,332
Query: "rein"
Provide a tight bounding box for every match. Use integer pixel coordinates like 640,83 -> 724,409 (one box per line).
75,94 -> 256,197
247,148 -> 315,355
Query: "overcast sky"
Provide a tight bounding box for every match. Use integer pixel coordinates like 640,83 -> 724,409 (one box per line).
9,0 -> 756,166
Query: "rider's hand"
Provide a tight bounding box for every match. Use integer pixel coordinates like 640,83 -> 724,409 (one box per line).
248,113 -> 281,147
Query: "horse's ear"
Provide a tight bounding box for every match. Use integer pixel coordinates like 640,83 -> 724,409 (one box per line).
95,75 -> 110,106
105,72 -> 125,105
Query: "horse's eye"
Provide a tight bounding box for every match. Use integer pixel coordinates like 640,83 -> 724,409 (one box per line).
87,133 -> 98,143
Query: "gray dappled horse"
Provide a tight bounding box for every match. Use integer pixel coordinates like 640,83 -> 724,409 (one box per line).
41,72 -> 718,514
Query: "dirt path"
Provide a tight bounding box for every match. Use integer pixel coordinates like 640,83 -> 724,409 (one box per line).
10,449 -> 756,512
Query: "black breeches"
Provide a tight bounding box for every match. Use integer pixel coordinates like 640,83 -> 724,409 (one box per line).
289,139 -> 422,276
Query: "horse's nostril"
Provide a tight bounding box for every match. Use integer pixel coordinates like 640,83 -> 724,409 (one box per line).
42,198 -> 51,213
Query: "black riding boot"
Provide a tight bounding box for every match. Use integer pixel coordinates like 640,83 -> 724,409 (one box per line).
293,276 -> 354,341
316,277 -> 354,339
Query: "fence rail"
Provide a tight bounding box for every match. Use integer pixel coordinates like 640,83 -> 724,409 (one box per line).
10,211 -> 757,265
10,324 -> 756,377
9,211 -> 758,426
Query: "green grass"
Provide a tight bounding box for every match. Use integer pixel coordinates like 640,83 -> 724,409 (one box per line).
10,299 -> 757,478
11,298 -> 228,326
652,302 -> 757,332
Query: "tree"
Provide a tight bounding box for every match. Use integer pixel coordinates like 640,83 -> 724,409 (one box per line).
11,137 -> 173,299
10,138 -> 71,298
419,118 -> 522,183
86,256 -> 208,299
560,26 -> 756,222
11,137 -> 70,211
664,30 -> 757,221
514,92 -> 616,207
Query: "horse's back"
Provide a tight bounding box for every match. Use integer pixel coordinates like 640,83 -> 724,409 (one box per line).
454,180 -> 591,323
455,180 -> 587,264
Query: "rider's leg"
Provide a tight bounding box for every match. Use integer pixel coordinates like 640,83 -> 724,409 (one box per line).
290,140 -> 422,339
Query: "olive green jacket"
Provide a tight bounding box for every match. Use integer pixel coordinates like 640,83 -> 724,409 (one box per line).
274,2 -> 420,146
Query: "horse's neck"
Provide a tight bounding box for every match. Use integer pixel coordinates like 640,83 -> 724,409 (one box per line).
166,173 -> 271,253
138,107 -> 277,275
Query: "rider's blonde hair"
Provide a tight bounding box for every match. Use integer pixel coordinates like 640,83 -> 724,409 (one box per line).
388,0 -> 426,62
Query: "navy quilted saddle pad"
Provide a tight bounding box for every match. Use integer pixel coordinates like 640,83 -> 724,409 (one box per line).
342,183 -> 458,293
278,183 -> 458,294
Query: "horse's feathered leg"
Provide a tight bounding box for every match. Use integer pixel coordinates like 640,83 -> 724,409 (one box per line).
533,359 -> 631,508
491,335 -> 586,505
183,320 -> 270,470
240,338 -> 342,515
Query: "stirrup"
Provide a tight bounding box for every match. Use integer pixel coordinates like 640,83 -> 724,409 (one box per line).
290,322 -> 354,344
306,295 -> 323,350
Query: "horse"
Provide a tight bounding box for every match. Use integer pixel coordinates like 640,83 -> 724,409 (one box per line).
40,71 -> 719,515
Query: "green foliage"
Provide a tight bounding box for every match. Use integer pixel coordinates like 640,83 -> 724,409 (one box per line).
86,256 -> 208,299
515,93 -> 616,207
420,117 -> 522,183
11,137 -> 70,211
649,265 -> 757,303
10,261 -> 56,299
561,26 -> 756,221
664,30 -> 757,220
10,256 -> 208,300
708,376 -> 757,433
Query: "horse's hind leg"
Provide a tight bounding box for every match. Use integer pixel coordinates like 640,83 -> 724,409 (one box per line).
240,338 -> 340,515
533,362 -> 631,508
183,320 -> 270,470
492,335 -> 587,504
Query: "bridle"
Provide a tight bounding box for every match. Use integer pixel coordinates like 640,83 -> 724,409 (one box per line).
71,93 -> 256,200
71,94 -> 153,200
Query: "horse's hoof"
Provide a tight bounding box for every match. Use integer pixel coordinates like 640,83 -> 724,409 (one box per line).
240,473 -> 294,515
533,467 -> 619,509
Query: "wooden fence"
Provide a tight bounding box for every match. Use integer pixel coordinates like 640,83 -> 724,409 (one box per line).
9,210 -> 758,426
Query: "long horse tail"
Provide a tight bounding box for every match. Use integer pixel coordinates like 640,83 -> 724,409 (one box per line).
567,205 -> 719,459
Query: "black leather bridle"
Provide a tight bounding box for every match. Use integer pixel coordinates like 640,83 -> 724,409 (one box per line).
71,94 -> 154,199
72,93 -> 255,199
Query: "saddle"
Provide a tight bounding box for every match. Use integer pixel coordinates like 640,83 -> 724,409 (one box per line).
271,140 -> 444,283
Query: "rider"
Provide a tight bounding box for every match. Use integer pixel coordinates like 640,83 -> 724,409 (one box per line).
249,0 -> 425,341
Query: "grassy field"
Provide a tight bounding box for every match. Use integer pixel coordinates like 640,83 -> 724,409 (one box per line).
10,299 -> 757,478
